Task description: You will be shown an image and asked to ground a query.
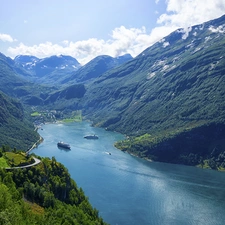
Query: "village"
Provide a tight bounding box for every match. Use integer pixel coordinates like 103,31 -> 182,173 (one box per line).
31,109 -> 82,126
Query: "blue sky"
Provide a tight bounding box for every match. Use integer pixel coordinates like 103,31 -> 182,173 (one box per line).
1,0 -> 225,64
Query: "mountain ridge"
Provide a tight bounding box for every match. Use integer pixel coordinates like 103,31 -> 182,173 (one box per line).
13,53 -> 133,85
1,15 -> 225,169
78,14 -> 225,169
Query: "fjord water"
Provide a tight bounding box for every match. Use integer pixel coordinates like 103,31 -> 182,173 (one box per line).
33,122 -> 225,225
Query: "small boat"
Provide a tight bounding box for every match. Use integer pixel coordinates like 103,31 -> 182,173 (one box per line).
57,141 -> 71,149
84,134 -> 99,139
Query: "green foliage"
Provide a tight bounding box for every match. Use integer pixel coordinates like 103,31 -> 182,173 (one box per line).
0,157 -> 107,224
2,16 -> 225,171
4,152 -> 34,167
0,158 -> 8,168
116,123 -> 225,170
31,111 -> 41,117
79,16 -> 225,169
0,92 -> 39,150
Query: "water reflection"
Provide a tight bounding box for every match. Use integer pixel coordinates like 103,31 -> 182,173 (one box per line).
34,122 -> 225,225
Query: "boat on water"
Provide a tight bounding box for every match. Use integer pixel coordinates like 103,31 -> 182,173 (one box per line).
57,141 -> 71,149
84,134 -> 99,139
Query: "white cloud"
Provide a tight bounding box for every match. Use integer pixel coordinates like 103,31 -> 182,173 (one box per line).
8,27 -> 153,65
158,0 -> 225,28
156,0 -> 225,40
0,33 -> 16,42
6,0 -> 225,65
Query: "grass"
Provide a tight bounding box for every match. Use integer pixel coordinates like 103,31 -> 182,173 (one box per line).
0,157 -> 9,168
4,152 -> 33,167
62,116 -> 82,122
31,111 -> 41,117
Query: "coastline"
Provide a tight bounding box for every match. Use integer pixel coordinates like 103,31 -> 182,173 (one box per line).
26,136 -> 43,155
119,149 -> 225,172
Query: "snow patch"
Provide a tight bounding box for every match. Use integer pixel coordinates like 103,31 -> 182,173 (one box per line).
162,65 -> 170,72
163,42 -> 170,48
178,27 -> 192,40
209,25 -> 225,33
147,72 -> 156,79
204,36 -> 212,43
192,47 -> 202,54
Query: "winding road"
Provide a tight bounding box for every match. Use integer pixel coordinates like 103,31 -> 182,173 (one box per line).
5,157 -> 41,170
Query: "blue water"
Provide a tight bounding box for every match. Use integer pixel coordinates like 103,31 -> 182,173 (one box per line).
33,122 -> 225,225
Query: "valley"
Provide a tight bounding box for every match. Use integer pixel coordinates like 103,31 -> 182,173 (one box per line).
1,15 -> 225,170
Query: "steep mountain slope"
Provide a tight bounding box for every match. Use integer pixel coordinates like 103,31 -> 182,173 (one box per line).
1,15 -> 225,169
61,54 -> 133,84
0,53 -> 28,97
0,53 -> 57,106
0,91 -> 39,150
80,15 -> 225,168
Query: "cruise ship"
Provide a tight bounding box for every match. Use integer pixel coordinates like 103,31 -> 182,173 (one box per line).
84,134 -> 99,139
57,141 -> 71,149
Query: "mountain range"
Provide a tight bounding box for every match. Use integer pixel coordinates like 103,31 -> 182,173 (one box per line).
13,53 -> 133,85
1,14 -> 225,169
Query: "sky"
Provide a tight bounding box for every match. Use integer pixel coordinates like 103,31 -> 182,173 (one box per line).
0,0 -> 225,65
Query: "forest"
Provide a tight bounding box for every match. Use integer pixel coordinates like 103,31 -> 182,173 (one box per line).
0,151 -> 107,225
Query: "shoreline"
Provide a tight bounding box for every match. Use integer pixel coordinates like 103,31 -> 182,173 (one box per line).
26,136 -> 43,155
120,149 -> 225,172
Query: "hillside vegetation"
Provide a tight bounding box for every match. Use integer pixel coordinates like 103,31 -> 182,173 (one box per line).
1,15 -> 225,170
0,155 -> 106,224
80,15 -> 225,169
0,92 -> 39,150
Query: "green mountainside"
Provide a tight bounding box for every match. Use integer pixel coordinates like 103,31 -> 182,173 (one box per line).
0,156 -> 106,224
0,92 -> 39,150
1,15 -> 225,170
83,15 -> 225,132
0,53 -> 58,106
0,14 -> 225,224
61,54 -> 133,84
80,15 -> 225,169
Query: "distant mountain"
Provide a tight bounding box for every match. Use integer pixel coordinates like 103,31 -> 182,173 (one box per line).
13,53 -> 132,85
0,53 -> 59,106
61,53 -> 133,84
1,15 -> 225,169
14,55 -> 39,68
14,54 -> 81,84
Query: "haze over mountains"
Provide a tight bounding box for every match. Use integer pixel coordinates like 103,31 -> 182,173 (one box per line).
1,15 -> 225,169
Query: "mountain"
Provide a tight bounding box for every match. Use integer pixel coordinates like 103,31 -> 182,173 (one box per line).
14,53 -> 132,85
61,53 -> 133,84
14,54 -> 81,84
0,157 -> 107,224
0,53 -> 32,97
0,91 -> 39,150
79,15 -> 225,169
0,53 -> 57,106
1,15 -> 225,169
